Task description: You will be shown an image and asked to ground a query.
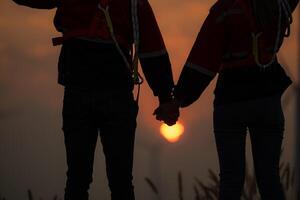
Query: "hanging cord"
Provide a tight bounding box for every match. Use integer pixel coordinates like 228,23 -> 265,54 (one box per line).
131,0 -> 140,83
252,0 -> 292,69
130,0 -> 144,103
98,2 -> 144,102
282,0 -> 293,36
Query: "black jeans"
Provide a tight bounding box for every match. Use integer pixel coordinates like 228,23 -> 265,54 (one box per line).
62,86 -> 138,200
213,95 -> 285,200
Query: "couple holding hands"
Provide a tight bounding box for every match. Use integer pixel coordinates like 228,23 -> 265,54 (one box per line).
11,0 -> 299,199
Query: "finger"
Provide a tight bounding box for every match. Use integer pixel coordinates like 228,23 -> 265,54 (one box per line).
165,121 -> 177,126
163,117 -> 178,125
163,113 -> 179,122
153,108 -> 159,115
166,113 -> 179,119
156,114 -> 163,121
167,115 -> 179,123
153,107 -> 163,115
161,112 -> 178,119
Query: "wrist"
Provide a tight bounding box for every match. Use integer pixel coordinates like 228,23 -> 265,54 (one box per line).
174,97 -> 183,108
158,92 -> 174,104
173,88 -> 183,108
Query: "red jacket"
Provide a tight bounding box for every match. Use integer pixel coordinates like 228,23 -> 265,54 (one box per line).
13,0 -> 166,54
175,0 -> 299,107
13,0 -> 174,101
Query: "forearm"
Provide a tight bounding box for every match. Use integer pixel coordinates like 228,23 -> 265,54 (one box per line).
12,0 -> 58,9
289,0 -> 299,12
140,53 -> 174,103
175,66 -> 214,108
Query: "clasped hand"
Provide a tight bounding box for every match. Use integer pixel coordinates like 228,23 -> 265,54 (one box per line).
153,100 -> 180,126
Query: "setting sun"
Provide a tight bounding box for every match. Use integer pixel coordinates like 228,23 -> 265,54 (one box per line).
160,122 -> 185,143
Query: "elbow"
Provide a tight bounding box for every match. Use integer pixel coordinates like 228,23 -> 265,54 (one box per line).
12,0 -> 25,5
11,0 -> 57,9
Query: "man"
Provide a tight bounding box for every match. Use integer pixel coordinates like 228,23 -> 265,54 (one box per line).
11,0 -> 179,199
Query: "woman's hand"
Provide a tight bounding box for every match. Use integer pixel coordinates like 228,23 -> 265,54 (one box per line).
153,100 -> 180,126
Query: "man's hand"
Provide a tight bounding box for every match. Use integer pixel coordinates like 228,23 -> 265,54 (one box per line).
153,100 -> 180,126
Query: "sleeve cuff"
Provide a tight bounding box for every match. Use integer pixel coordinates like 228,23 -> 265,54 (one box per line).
175,66 -> 213,108
158,92 -> 174,104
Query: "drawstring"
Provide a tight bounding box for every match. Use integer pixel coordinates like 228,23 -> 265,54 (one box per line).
252,0 -> 292,69
282,0 -> 293,36
136,82 -> 141,104
98,2 -> 143,102
131,0 -> 140,84
97,4 -> 133,73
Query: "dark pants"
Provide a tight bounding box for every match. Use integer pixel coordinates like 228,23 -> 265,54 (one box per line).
213,95 -> 285,200
62,86 -> 138,200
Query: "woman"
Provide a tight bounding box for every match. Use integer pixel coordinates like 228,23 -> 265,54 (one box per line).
171,0 -> 299,199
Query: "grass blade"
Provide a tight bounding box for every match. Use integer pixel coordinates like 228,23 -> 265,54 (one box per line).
178,171 -> 184,200
194,177 -> 214,200
193,184 -> 202,200
145,177 -> 160,196
27,190 -> 33,200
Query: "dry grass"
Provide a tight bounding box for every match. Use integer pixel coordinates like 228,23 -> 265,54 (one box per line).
0,190 -> 62,200
145,160 -> 295,200
0,158 -> 294,200
26,190 -> 61,200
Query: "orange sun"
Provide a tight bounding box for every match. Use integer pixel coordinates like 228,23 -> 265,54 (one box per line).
160,122 -> 185,143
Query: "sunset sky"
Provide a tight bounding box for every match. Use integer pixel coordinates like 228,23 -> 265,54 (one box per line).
0,0 -> 299,199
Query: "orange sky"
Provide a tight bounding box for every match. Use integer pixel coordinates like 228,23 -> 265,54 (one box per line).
0,0 -> 299,199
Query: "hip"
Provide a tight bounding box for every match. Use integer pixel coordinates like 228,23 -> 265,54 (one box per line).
214,63 -> 292,105
213,94 -> 285,132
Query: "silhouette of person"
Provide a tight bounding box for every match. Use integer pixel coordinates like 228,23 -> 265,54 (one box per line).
11,0 -> 178,199
155,0 -> 299,199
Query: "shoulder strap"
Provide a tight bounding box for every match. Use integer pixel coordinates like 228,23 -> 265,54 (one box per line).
99,0 -> 111,8
131,0 -> 142,84
236,0 -> 257,32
